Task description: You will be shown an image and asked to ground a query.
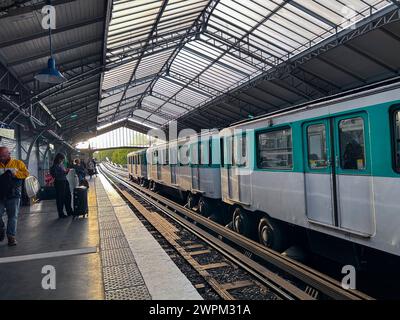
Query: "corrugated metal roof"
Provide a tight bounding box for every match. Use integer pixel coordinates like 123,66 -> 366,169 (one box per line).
99,0 -> 399,132
1,0 -> 400,144
0,0 -> 107,142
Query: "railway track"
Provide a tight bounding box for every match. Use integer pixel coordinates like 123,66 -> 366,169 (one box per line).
100,162 -> 373,301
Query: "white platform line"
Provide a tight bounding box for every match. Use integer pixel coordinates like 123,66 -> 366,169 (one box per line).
0,247 -> 98,264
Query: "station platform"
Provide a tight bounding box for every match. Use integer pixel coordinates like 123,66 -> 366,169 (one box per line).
0,175 -> 202,300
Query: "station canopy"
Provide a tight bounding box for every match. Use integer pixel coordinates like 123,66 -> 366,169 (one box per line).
1,0 -> 400,143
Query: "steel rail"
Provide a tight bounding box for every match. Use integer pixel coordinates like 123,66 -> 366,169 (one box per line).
100,164 -> 306,300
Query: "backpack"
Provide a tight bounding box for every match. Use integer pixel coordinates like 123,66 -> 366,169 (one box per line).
0,170 -> 13,200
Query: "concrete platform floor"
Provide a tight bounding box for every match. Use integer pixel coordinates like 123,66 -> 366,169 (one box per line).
0,182 -> 103,300
0,175 -> 202,300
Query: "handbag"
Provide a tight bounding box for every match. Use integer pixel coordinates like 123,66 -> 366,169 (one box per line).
79,179 -> 89,188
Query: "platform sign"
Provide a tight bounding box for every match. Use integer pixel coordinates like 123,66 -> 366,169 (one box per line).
0,128 -> 15,140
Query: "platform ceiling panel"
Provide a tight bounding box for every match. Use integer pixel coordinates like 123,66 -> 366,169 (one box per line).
0,0 -> 107,143
99,0 -> 211,130
0,0 -> 398,144
96,0 -> 396,134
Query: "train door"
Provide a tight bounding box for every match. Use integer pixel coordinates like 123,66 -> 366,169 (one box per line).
135,155 -> 138,175
304,119 -> 334,225
226,136 -> 240,202
304,113 -> 374,236
191,143 -> 200,191
170,145 -> 177,184
151,149 -> 159,180
156,149 -> 161,180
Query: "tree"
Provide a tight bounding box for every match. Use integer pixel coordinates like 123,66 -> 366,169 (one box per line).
94,148 -> 139,165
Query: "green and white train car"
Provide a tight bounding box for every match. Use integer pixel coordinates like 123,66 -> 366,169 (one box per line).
127,149 -> 147,186
128,80 -> 400,263
145,131 -> 222,215
221,80 -> 400,260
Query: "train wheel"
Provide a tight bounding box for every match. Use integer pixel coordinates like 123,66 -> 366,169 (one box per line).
232,207 -> 251,236
258,217 -> 287,252
198,196 -> 210,217
186,193 -> 197,209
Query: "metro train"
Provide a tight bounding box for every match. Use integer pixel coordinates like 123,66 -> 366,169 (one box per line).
128,79 -> 400,265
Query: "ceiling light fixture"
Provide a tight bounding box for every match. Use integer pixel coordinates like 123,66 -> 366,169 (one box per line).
34,1 -> 66,84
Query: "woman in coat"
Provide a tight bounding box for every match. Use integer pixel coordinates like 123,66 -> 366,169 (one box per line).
50,153 -> 73,218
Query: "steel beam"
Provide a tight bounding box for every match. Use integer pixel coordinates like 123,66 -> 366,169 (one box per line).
126,0 -> 220,122
7,37 -> 103,67
174,4 -> 400,128
0,16 -> 104,49
110,0 -> 169,122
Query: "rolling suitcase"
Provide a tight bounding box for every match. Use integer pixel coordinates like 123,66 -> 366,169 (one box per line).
73,186 -> 88,218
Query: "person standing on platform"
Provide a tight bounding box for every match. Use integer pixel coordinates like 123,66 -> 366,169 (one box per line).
80,159 -> 87,171
87,158 -> 95,180
73,159 -> 86,184
92,158 -> 98,177
50,153 -> 74,219
0,146 -> 29,246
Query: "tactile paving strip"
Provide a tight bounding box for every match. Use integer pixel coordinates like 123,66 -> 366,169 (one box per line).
98,209 -> 115,216
103,263 -> 145,291
100,227 -> 125,239
105,286 -> 151,300
101,246 -> 136,267
96,180 -> 151,300
98,215 -> 119,223
100,237 -> 130,250
98,220 -> 121,230
98,206 -> 114,212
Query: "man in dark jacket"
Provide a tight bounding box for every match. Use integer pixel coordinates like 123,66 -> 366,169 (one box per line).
0,146 -> 29,246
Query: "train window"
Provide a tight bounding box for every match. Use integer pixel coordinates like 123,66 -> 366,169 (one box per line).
191,143 -> 198,165
393,110 -> 400,172
307,124 -> 328,169
232,134 -> 247,167
153,150 -> 158,164
178,146 -> 181,164
220,138 -> 224,167
178,145 -> 189,165
142,153 -> 146,165
165,148 -> 169,165
241,134 -> 247,166
257,128 -> 293,169
209,138 -> 212,166
199,141 -> 205,165
339,117 -> 365,170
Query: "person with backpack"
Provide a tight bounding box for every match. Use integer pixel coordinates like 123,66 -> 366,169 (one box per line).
50,153 -> 73,219
0,146 -> 29,246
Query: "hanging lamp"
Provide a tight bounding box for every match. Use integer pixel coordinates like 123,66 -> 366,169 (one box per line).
34,2 -> 66,84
